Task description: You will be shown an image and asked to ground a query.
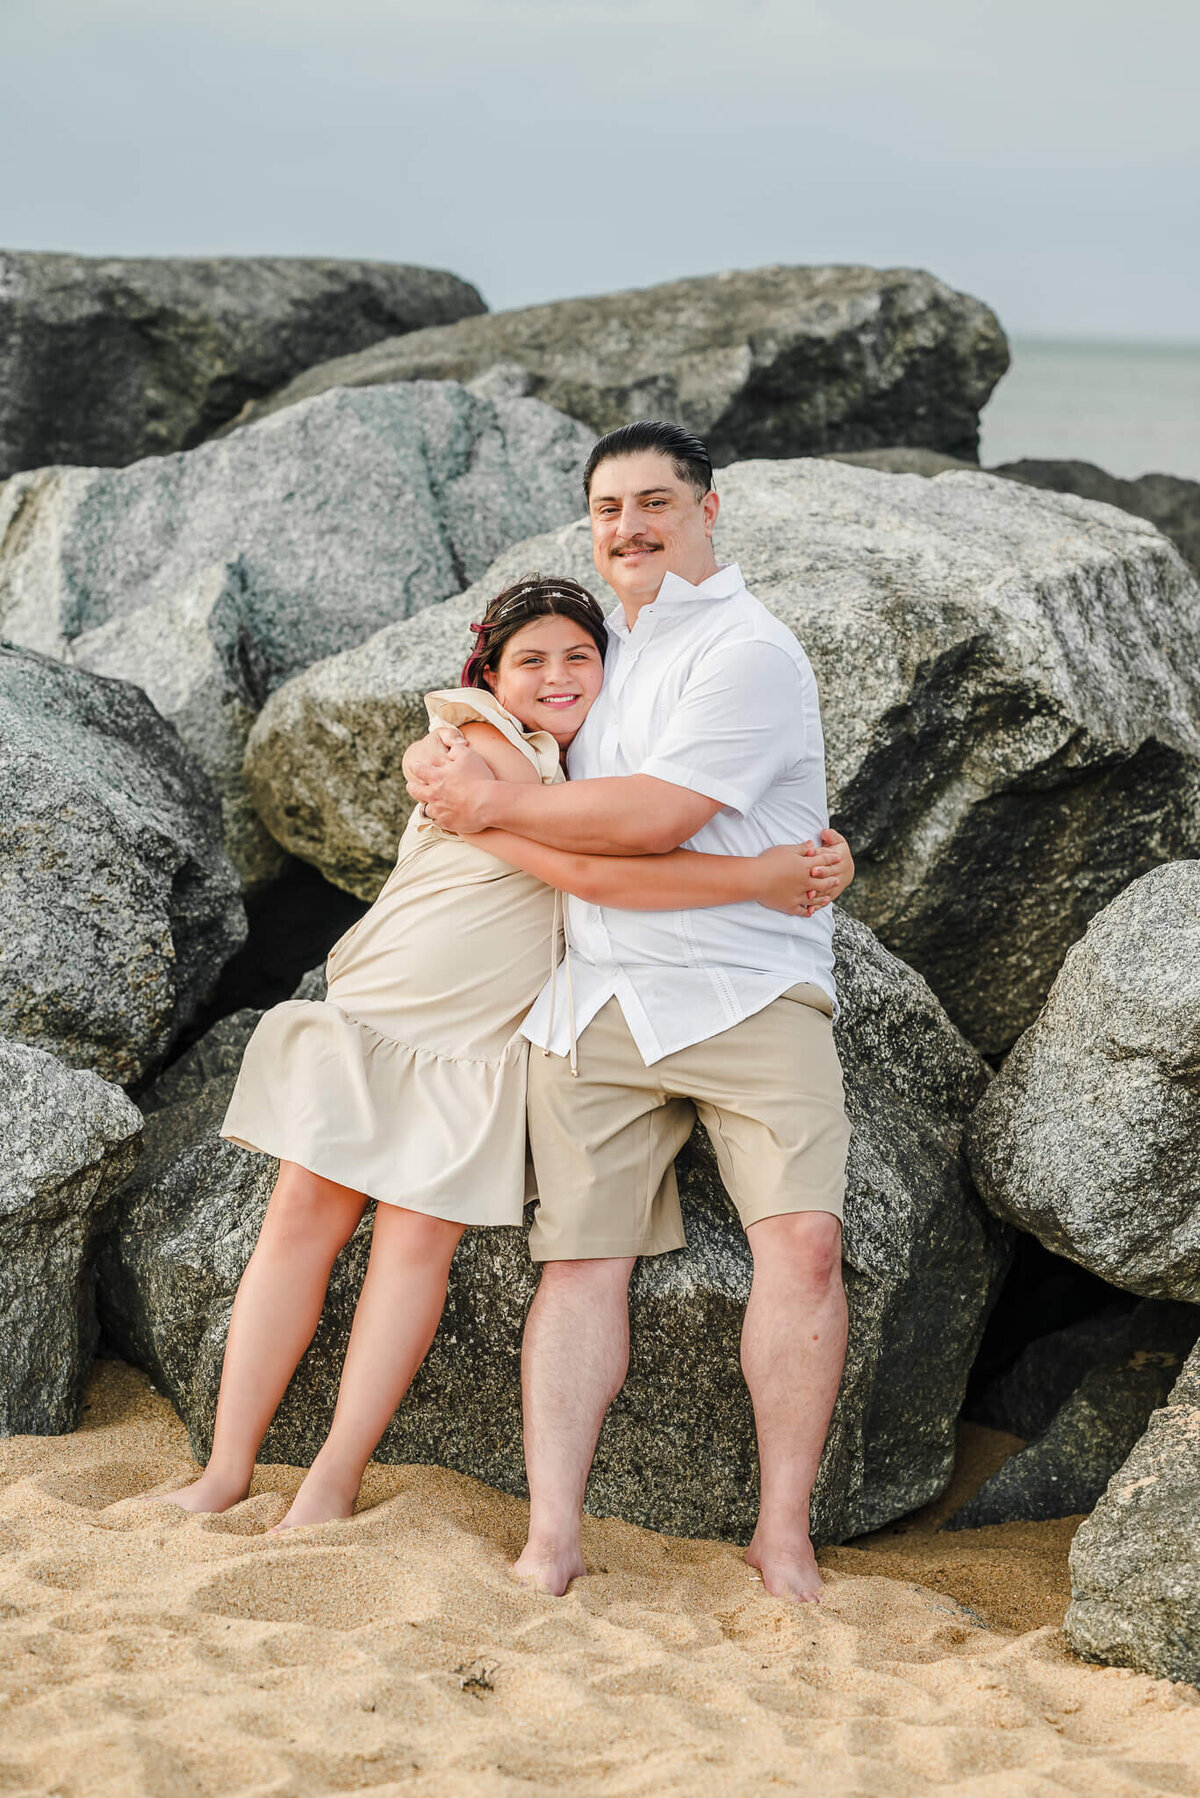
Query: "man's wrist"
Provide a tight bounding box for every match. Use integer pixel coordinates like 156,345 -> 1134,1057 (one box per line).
472,781 -> 504,830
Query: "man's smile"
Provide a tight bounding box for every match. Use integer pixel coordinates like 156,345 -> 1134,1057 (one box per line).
611,541 -> 663,560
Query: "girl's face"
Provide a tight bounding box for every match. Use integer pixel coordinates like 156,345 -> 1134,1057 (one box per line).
483,613 -> 605,749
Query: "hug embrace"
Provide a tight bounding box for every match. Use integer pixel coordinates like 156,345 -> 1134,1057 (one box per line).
146,420 -> 857,1607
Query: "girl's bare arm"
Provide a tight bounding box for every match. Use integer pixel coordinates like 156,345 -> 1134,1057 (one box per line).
466,830 -> 849,916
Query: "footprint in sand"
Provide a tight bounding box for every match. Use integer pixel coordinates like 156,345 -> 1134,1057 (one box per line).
191,1548 -> 406,1630
20,1552 -> 96,1591
35,1462 -> 154,1512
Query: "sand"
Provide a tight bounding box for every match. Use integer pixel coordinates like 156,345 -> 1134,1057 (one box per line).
1,1362 -> 1198,1798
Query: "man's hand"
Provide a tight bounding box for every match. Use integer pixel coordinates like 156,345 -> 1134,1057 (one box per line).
401,723 -> 466,787
405,729 -> 497,833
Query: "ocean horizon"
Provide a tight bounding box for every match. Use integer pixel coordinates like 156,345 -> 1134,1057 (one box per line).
980,337 -> 1200,483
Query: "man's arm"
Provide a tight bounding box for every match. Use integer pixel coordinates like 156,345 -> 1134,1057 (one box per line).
406,637 -> 816,853
410,766 -> 721,855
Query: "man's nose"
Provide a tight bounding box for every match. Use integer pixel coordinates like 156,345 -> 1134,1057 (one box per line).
618,501 -> 644,536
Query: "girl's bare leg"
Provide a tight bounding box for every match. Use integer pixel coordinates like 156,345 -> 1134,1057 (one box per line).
149,1161 -> 369,1513
276,1205 -> 465,1529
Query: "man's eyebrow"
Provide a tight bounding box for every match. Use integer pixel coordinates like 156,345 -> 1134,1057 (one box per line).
591,486 -> 675,504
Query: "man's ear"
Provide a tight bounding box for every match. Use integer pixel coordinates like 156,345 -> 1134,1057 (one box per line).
702,488 -> 720,538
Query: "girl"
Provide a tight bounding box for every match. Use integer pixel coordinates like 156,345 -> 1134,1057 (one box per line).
150,575 -> 853,1527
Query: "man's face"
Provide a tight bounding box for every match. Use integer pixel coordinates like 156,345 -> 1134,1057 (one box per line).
587,450 -> 720,608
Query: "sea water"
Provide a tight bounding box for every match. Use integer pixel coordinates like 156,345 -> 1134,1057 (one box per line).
980,340 -> 1200,482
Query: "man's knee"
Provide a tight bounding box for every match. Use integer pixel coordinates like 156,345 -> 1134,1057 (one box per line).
747,1211 -> 843,1294
535,1255 -> 637,1297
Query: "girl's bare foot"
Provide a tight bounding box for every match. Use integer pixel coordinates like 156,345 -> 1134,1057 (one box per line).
273,1470 -> 359,1532
511,1537 -> 587,1596
136,1472 -> 250,1515
745,1531 -> 824,1604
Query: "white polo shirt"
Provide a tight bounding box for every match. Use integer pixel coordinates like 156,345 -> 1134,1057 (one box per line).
521,562 -> 837,1066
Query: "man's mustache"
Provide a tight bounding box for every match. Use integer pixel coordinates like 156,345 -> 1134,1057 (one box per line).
610,538 -> 663,557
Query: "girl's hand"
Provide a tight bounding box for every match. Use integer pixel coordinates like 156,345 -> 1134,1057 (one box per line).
807,827 -> 855,903
753,829 -> 855,917
753,846 -> 827,915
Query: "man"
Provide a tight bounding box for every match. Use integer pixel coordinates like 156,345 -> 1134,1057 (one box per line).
405,422 -> 850,1604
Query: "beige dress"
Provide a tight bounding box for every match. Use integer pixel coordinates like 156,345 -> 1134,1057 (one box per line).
220,689 -> 565,1224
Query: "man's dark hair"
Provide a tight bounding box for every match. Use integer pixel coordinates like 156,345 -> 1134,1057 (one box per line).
582,421 -> 713,504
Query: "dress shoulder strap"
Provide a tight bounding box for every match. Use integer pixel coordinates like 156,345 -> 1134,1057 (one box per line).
423,687 -> 563,786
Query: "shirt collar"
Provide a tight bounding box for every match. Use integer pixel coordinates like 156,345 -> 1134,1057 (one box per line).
606,562 -> 744,637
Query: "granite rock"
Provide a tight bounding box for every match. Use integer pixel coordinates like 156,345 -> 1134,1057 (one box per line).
98,913 -> 1004,1543
995,460 -> 1200,581
0,382 -> 593,885
947,1300 -> 1199,1527
226,264 -> 1008,464
0,646 -> 245,1084
245,460 -> 1200,1050
967,862 -> 1200,1296
0,250 -> 485,477
0,1039 -> 142,1433
1065,1339 -> 1200,1682
830,450 -> 1200,580
967,1302 -> 1135,1440
825,447 -> 973,478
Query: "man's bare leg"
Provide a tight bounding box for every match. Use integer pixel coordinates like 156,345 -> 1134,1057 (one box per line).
741,1211 -> 846,1603
513,1256 -> 636,1595
146,1162 -> 368,1513
276,1206 -> 464,1529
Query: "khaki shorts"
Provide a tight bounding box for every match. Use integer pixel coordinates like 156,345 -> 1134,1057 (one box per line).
526,985 -> 849,1262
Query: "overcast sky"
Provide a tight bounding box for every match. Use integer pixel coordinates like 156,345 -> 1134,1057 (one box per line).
4,0 -> 1197,341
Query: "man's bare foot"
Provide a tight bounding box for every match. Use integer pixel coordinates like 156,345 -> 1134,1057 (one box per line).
135,1472 -> 249,1515
511,1538 -> 587,1597
745,1532 -> 824,1604
273,1472 -> 358,1532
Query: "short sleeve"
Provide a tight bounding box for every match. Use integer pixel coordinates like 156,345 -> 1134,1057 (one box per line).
638,640 -> 809,816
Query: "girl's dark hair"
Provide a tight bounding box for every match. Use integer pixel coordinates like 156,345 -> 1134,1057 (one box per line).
461,573 -> 608,689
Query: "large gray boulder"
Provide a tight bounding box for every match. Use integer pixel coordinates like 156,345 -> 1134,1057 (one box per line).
0,382 -> 594,885
97,913 -> 1004,1544
947,1299 -> 1199,1528
0,250 -> 485,477
0,646 -> 245,1085
226,264 -> 1009,464
967,862 -> 1200,1297
967,1301 -> 1135,1439
0,1039 -> 142,1433
1065,1340 -> 1200,1682
995,460 -> 1200,582
245,460 -> 1200,1051
828,449 -> 1200,581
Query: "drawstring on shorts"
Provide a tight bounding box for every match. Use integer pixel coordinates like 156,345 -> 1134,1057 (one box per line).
544,888 -> 579,1076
